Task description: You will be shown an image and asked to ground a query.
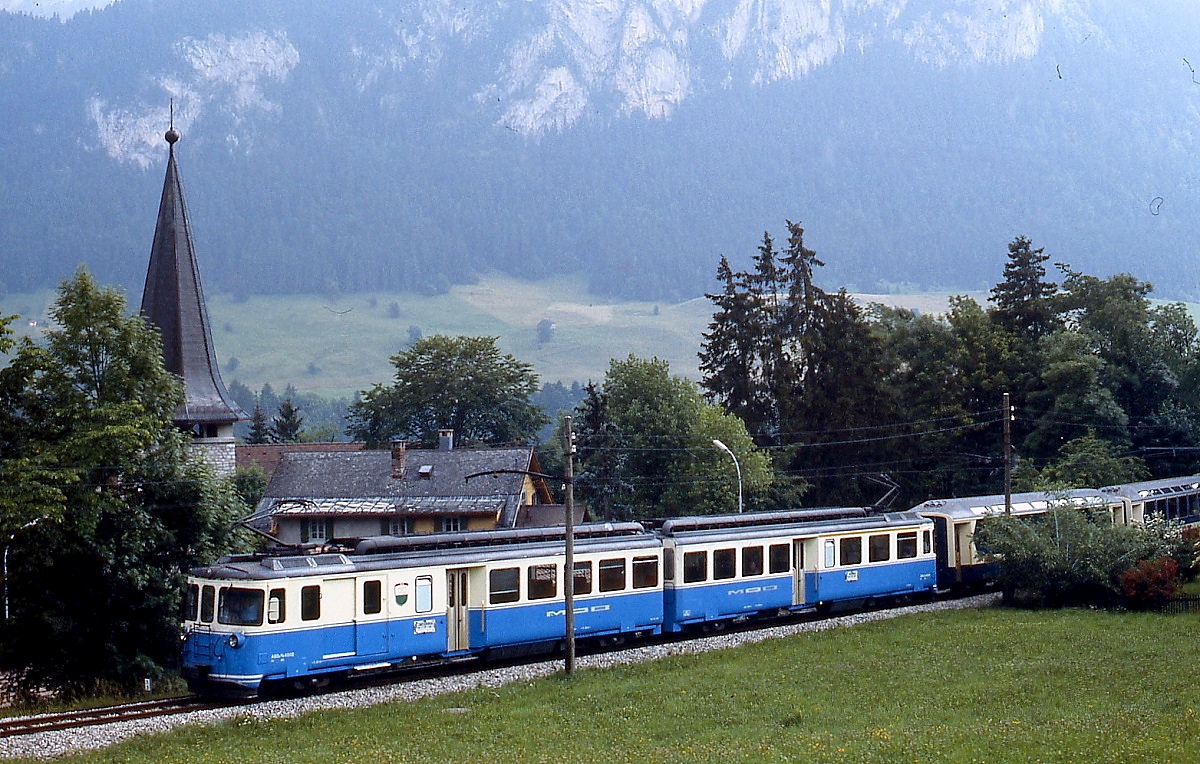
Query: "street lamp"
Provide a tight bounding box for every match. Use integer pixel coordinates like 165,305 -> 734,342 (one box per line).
712,439 -> 743,514
4,518 -> 42,621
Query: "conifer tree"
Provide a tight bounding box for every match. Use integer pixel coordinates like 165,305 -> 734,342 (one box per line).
271,398 -> 305,443
246,402 -> 272,444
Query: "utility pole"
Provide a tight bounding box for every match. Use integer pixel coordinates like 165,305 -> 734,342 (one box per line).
1003,391 -> 1013,514
562,415 -> 576,674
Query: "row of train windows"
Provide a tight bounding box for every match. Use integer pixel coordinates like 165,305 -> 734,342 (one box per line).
826,531 -> 930,568
672,544 -> 791,584
488,557 -> 660,604
186,578 -> 438,627
670,531 -> 932,584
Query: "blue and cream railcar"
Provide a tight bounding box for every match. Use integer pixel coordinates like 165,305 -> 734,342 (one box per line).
181,524 -> 662,697
655,509 -> 937,632
1100,475 -> 1200,528
911,489 -> 1117,588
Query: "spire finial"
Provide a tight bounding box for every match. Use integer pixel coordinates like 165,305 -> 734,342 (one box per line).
165,99 -> 180,145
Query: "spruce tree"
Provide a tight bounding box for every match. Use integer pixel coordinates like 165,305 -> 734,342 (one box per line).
271,398 -> 305,443
246,402 -> 272,444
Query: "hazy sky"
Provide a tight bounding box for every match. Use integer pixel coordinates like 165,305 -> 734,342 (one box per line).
0,0 -> 116,18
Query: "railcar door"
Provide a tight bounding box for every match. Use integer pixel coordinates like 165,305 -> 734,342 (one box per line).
792,540 -> 807,606
322,578 -> 357,658
447,568 -> 470,652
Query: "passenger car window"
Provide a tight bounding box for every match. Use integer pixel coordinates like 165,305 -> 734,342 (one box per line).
769,543 -> 790,574
490,568 -> 520,604
742,546 -> 764,577
599,558 -> 626,592
268,588 -> 286,623
823,540 -> 836,569
632,556 -> 659,589
713,548 -> 736,580
897,532 -> 918,559
301,585 -> 321,621
840,537 -> 862,566
923,530 -> 932,555
363,580 -> 382,614
573,561 -> 593,595
219,587 -> 265,626
528,564 -> 557,600
868,534 -> 890,562
683,551 -> 707,583
415,576 -> 434,613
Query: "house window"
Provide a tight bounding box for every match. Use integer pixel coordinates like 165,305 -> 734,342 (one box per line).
440,516 -> 462,533
302,517 -> 332,543
382,517 -> 412,536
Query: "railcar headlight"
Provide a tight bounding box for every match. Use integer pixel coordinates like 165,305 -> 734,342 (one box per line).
227,633 -> 242,649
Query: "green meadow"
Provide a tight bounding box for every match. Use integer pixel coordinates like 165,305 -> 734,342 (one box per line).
39,606 -> 1200,763
2,276 -> 976,399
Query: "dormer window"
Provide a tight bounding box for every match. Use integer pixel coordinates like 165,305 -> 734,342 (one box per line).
418,465 -> 434,480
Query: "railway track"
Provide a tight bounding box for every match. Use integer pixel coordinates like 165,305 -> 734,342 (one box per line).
0,696 -> 230,738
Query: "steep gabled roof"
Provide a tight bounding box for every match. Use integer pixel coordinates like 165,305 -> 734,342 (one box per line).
262,447 -> 536,502
140,127 -> 246,425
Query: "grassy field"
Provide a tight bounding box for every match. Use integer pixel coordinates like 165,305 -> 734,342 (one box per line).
1,277 -> 979,399
38,606 -> 1200,763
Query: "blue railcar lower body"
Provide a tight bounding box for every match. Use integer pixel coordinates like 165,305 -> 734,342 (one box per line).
183,591 -> 664,696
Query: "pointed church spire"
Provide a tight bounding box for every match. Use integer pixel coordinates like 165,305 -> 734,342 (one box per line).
141,119 -> 247,451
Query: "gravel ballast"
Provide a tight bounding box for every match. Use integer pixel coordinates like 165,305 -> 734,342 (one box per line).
0,594 -> 998,759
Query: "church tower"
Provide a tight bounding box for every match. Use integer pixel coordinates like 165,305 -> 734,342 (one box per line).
141,123 -> 247,476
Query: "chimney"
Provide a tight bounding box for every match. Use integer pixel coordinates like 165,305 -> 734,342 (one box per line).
439,429 -> 454,451
391,440 -> 406,478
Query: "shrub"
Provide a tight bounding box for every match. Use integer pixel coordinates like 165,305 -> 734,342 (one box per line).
1118,556 -> 1180,606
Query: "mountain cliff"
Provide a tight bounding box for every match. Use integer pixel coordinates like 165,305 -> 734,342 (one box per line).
2,0 -> 1198,300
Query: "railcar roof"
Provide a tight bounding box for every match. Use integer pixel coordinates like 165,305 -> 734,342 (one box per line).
659,510 -> 930,545
1099,474 -> 1200,501
190,523 -> 658,581
911,488 -> 1110,521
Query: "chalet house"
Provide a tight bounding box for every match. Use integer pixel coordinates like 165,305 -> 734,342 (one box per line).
253,431 -> 563,545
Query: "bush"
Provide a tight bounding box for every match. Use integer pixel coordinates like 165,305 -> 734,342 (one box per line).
1118,557 -> 1180,606
975,504 -> 1195,608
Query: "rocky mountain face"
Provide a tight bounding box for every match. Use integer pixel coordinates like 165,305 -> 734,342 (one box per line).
2,0 -> 1198,300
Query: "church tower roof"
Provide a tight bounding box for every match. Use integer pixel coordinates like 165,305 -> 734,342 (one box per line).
141,125 -> 247,427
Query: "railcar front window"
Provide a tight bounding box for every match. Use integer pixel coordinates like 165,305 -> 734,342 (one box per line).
742,546 -> 764,577
868,534 -> 891,563
840,537 -> 862,566
490,568 -> 520,604
528,564 -> 557,600
218,587 -> 265,626
200,585 -> 215,623
683,551 -> 707,583
301,585 -> 321,621
184,584 -> 199,621
897,532 -> 918,559
599,558 -> 626,592
632,556 -> 659,589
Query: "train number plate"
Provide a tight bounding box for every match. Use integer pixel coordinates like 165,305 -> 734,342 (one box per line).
413,619 -> 436,635
844,570 -> 859,582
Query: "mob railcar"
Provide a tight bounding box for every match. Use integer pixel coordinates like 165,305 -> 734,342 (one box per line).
181,523 -> 661,697
1100,474 -> 1200,528
655,508 -> 937,631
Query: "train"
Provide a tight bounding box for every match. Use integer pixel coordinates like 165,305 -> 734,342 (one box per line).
180,474 -> 1200,698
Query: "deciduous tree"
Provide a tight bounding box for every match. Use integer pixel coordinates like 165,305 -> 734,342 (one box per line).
347,335 -> 546,446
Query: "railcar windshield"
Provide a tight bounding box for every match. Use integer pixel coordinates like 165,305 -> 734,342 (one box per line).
218,587 -> 265,626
